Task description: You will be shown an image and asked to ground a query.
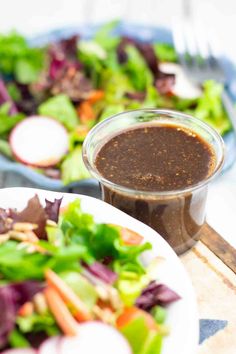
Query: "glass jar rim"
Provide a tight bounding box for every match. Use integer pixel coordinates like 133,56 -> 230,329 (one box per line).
82,108 -> 225,197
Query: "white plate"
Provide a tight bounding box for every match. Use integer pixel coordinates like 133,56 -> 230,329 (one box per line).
0,187 -> 199,354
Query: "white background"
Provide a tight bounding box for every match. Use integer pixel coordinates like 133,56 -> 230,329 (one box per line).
0,0 -> 236,247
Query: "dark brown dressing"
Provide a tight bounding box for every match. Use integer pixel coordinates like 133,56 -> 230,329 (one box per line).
95,125 -> 215,192
95,124 -> 216,254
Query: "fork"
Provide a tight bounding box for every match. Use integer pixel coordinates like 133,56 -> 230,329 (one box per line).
172,9 -> 236,133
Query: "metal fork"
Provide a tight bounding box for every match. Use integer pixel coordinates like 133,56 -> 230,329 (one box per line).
173,7 -> 236,133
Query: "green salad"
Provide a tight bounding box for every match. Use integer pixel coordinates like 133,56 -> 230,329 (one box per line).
0,195 -> 180,353
0,21 -> 231,184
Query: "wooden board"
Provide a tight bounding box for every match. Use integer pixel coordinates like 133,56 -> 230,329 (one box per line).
181,224 -> 236,354
200,224 -> 236,274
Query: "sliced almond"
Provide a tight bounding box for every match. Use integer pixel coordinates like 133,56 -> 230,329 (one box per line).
95,285 -> 110,301
13,222 -> 38,232
93,305 -> 115,324
9,230 -> 29,241
0,234 -> 10,244
46,219 -> 57,227
26,231 -> 39,243
33,292 -> 48,315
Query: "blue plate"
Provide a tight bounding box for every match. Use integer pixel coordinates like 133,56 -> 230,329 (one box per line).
1,23 -> 235,191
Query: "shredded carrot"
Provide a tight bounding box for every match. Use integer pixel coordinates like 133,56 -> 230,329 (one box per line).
78,101 -> 95,124
44,286 -> 78,336
18,301 -> 34,317
45,269 -> 92,322
87,90 -> 105,104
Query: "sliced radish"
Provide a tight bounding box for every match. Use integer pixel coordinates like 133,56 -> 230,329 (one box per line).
2,349 -> 36,354
39,336 -> 61,354
10,116 -> 69,167
60,322 -> 132,354
159,62 -> 202,99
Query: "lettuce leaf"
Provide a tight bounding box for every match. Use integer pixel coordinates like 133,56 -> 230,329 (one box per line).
123,45 -> 153,91
121,316 -> 162,354
0,31 -> 45,83
17,312 -> 59,336
61,146 -> 90,184
0,139 -> 13,158
94,20 -> 120,51
0,103 -> 24,136
60,199 -> 94,234
60,271 -> 97,310
38,94 -> 78,131
60,200 -> 152,271
193,80 -> 231,134
154,43 -> 177,63
8,329 -> 30,348
0,239 -> 88,281
15,59 -> 41,84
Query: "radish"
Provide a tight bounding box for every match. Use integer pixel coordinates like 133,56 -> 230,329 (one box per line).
39,336 -> 61,354
2,349 -> 36,354
10,116 -> 69,168
159,62 -> 202,99
59,322 -> 132,354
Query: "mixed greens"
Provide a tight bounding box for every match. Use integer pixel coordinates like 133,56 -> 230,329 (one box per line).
0,21 -> 231,184
0,195 -> 180,353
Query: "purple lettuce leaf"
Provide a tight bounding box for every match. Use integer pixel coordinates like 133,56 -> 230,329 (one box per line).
44,197 -> 62,223
43,168 -> 61,180
155,72 -> 175,95
125,91 -> 146,101
33,35 -> 92,101
48,35 -> 82,81
9,195 -> 63,238
135,42 -> 159,77
49,56 -> 67,81
0,79 -> 18,115
15,83 -> 38,115
49,66 -> 92,102
0,208 -> 12,234
85,261 -> 118,285
0,281 -> 43,349
10,195 -> 47,239
136,281 -> 181,311
49,35 -> 79,62
117,37 -> 135,63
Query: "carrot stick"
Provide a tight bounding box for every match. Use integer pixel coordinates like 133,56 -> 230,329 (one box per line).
44,286 -> 78,336
18,301 -> 34,317
45,269 -> 92,321
87,90 -> 105,104
78,101 -> 95,124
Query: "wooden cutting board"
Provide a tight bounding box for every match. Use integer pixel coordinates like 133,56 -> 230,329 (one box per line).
181,224 -> 236,354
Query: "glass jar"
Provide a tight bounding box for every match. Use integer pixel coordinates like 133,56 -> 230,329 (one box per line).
83,109 -> 224,254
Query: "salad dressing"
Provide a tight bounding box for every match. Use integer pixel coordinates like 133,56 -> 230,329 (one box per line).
95,124 -> 216,254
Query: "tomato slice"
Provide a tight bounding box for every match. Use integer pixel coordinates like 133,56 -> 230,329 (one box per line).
120,228 -> 143,245
110,225 -> 143,245
117,307 -> 157,330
